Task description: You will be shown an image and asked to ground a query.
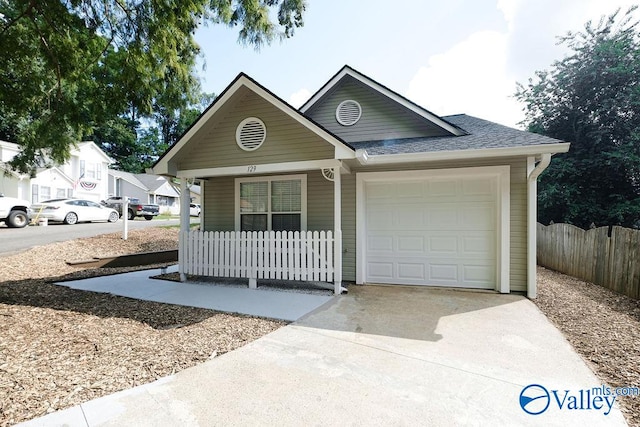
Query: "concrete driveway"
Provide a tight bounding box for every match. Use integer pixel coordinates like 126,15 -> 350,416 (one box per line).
22,286 -> 627,426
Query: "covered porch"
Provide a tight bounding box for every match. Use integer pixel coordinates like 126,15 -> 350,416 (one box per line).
177,159 -> 349,294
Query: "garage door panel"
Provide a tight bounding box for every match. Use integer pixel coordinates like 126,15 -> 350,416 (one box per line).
462,178 -> 495,196
364,174 -> 498,289
463,235 -> 495,254
429,264 -> 458,281
367,235 -> 394,252
463,264 -> 494,284
429,180 -> 458,197
429,236 -> 458,253
397,236 -> 425,252
397,263 -> 426,281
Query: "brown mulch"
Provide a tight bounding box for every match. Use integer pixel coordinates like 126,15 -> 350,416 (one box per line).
535,266 -> 640,426
0,228 -> 284,426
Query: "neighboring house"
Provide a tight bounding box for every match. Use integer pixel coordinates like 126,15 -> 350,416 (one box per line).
189,184 -> 201,205
108,170 -> 180,214
153,65 -> 569,297
0,140 -> 112,203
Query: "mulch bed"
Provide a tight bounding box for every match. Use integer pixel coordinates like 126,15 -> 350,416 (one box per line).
535,266 -> 640,426
0,229 -> 284,426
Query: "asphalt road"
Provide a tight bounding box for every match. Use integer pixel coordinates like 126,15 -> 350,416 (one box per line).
0,217 -> 189,257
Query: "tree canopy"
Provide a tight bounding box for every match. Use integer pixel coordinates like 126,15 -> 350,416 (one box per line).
0,0 -> 305,174
516,7 -> 640,228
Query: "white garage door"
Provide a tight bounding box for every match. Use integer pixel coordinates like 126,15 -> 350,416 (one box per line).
364,174 -> 498,289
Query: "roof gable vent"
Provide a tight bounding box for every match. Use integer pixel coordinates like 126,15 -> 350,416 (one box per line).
236,117 -> 266,151
336,100 -> 362,126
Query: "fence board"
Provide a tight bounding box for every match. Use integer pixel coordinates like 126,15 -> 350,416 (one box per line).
537,223 -> 640,300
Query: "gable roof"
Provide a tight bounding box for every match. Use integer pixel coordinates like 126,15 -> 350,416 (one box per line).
72,141 -> 114,164
135,174 -> 179,197
109,169 -> 148,191
36,166 -> 74,184
153,73 -> 355,176
300,65 -> 467,137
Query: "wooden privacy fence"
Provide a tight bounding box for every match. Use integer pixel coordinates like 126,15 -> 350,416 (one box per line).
179,230 -> 336,283
537,223 -> 640,299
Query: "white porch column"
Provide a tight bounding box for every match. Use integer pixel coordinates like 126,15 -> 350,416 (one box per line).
199,180 -> 205,231
333,167 -> 343,294
179,178 -> 190,282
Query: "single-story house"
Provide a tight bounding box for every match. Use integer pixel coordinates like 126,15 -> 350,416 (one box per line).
108,170 -> 180,214
153,65 -> 569,297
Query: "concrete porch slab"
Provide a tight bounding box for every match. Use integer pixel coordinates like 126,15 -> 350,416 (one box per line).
54,266 -> 334,322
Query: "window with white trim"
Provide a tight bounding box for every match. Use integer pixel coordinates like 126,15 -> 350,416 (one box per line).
236,175 -> 306,232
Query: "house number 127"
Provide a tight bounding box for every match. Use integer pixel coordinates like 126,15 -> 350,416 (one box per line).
247,165 -> 257,173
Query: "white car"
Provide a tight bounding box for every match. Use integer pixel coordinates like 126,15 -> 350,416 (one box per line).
32,199 -> 119,225
190,203 -> 201,217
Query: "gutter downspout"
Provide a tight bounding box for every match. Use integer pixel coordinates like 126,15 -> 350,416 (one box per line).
527,153 -> 552,299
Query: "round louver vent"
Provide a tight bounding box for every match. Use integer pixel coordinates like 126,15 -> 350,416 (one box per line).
336,100 -> 362,126
236,117 -> 266,151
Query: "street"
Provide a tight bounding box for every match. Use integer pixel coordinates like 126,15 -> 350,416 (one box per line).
0,218 -> 192,257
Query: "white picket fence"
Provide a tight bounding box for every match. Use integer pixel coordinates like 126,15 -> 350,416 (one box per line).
179,230 -> 336,283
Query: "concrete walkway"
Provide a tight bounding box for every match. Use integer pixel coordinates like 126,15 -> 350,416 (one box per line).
21,286 -> 627,426
53,266 -> 334,322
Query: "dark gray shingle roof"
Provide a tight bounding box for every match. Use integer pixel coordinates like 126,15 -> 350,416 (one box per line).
350,114 -> 564,155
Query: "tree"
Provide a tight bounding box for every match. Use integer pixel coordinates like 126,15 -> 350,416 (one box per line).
516,7 -> 640,228
0,0 -> 305,174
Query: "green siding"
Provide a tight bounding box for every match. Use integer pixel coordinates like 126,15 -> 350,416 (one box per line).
177,89 -> 335,171
202,157 -> 529,292
203,176 -> 235,231
305,76 -> 450,143
343,157 -> 528,290
203,171 -> 335,232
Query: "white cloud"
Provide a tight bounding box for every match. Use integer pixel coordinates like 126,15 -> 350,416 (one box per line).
406,0 -> 637,129
288,88 -> 311,108
406,30 -> 523,128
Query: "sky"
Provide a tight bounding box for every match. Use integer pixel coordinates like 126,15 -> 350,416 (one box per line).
194,0 -> 637,129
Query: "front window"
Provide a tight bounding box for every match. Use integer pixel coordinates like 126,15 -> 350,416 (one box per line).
40,186 -> 51,202
237,175 -> 306,232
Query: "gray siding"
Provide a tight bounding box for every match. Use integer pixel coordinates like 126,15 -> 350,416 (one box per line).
176,89 -> 335,171
305,76 -> 450,143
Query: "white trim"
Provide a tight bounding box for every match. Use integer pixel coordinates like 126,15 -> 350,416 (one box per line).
153,75 -> 355,176
177,159 -> 343,179
300,66 -> 465,136
527,156 -> 537,299
234,174 -> 307,232
356,143 -> 570,166
356,166 -> 510,292
333,170 -> 342,294
526,153 -> 552,299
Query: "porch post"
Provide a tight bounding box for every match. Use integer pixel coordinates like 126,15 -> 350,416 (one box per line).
179,178 -> 190,282
333,167 -> 342,294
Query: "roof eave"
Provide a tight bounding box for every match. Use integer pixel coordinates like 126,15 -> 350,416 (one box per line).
356,143 -> 571,165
